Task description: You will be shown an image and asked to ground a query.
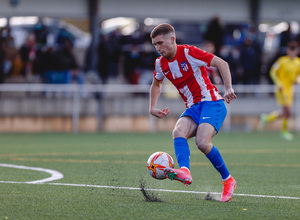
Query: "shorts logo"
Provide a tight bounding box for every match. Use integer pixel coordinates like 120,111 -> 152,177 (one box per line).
202,117 -> 210,119
180,61 -> 189,72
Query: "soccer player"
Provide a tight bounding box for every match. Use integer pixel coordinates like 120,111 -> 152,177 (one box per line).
149,23 -> 237,202
259,41 -> 300,141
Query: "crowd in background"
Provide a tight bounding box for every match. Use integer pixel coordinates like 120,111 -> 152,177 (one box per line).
1,17 -> 300,89
0,23 -> 83,87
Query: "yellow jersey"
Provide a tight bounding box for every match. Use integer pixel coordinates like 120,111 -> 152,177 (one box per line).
270,55 -> 300,106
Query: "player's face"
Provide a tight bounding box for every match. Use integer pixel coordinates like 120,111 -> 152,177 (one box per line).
152,34 -> 176,60
287,47 -> 299,59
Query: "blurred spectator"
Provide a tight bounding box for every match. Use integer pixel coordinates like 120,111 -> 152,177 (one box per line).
56,28 -> 75,49
97,34 -> 110,84
94,30 -> 122,83
32,20 -> 49,49
204,16 -> 224,56
220,46 -> 240,84
280,25 -> 292,48
138,42 -> 158,84
297,32 -> 300,45
57,39 -> 84,90
123,43 -> 140,84
106,29 -> 122,78
202,41 -> 222,84
57,39 -> 78,72
0,47 -> 3,83
0,28 -> 22,81
36,46 -> 60,84
36,39 -> 85,97
239,37 -> 262,84
279,23 -> 300,55
19,33 -> 36,78
0,28 -> 8,83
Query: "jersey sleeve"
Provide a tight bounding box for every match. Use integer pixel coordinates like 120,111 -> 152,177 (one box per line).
298,58 -> 300,75
297,59 -> 300,83
270,58 -> 282,86
153,58 -> 165,81
187,45 -> 214,67
271,59 -> 281,72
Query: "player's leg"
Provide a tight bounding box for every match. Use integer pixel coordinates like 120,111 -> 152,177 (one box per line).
196,100 -> 236,202
172,116 -> 197,169
278,90 -> 293,140
196,123 -> 236,202
164,116 -> 197,186
282,105 -> 291,131
281,105 -> 293,140
196,123 -> 230,180
259,110 -> 280,129
259,90 -> 283,130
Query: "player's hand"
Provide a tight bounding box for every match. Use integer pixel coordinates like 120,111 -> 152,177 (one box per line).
224,88 -> 237,104
150,107 -> 170,118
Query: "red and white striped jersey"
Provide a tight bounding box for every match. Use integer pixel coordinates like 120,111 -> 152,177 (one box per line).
154,44 -> 223,108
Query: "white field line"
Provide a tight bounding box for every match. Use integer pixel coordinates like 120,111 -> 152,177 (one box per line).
48,183 -> 300,200
0,180 -> 299,200
0,163 -> 299,200
0,163 -> 64,183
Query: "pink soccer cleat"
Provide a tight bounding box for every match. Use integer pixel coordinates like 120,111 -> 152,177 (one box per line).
221,176 -> 237,202
164,167 -> 192,186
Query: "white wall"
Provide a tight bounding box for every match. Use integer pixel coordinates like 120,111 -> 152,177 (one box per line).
1,0 -> 299,22
100,0 -> 249,22
260,0 -> 300,22
0,0 -> 248,22
0,0 -> 88,18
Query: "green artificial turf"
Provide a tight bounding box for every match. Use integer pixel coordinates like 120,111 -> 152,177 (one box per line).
0,132 -> 299,219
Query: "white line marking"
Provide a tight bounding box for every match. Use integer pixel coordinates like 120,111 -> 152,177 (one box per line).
0,180 -> 299,200
0,163 -> 64,183
0,163 -> 299,200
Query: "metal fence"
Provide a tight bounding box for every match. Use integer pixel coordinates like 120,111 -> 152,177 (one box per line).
0,83 -> 299,133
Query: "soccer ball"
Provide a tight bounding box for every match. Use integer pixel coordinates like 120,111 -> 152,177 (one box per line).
147,152 -> 174,180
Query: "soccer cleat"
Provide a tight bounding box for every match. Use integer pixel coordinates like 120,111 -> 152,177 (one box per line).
280,131 -> 294,141
258,114 -> 267,131
164,167 -> 192,186
221,176 -> 237,202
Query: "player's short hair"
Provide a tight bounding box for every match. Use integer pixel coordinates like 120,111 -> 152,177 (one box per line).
287,41 -> 299,50
150,23 -> 175,39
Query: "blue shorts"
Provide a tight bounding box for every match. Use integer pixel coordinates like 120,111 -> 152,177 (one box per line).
180,100 -> 227,133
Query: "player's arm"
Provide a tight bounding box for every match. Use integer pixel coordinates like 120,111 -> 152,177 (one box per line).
149,79 -> 170,118
296,75 -> 300,84
269,62 -> 284,92
295,66 -> 300,84
210,56 -> 237,103
270,69 -> 282,89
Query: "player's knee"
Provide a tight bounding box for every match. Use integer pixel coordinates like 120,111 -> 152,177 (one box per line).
195,139 -> 212,154
172,127 -> 181,138
283,108 -> 291,118
172,127 -> 186,139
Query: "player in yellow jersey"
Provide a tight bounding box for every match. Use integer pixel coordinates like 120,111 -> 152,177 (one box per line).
260,41 -> 300,140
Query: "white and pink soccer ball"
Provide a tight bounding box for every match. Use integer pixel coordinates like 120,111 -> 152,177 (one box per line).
147,152 -> 174,180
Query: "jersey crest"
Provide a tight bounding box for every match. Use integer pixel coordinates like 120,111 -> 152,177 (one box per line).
180,61 -> 189,72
